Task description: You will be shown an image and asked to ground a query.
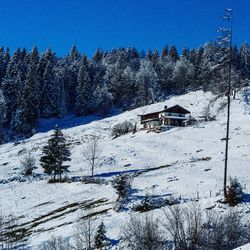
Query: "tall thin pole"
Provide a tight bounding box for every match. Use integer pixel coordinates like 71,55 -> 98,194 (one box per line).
223,9 -> 233,198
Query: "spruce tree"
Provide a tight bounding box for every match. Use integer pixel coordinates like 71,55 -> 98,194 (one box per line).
40,125 -> 71,182
135,59 -> 158,106
40,50 -> 66,118
169,45 -> 179,62
94,222 -> 110,249
75,56 -> 93,115
93,83 -> 113,115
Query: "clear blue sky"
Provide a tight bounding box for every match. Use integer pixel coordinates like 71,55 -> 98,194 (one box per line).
1,0 -> 249,56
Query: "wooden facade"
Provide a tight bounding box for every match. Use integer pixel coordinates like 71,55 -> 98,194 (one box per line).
139,105 -> 191,129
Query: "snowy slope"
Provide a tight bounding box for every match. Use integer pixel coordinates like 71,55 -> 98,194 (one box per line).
1,90 -> 250,248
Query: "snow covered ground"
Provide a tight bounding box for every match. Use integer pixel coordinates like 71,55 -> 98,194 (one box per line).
1,89 -> 250,249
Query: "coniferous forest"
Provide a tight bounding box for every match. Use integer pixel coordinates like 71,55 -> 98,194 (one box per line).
0,42 -> 249,139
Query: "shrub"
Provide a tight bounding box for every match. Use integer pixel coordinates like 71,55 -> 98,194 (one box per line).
112,174 -> 132,211
162,204 -> 250,250
20,153 -> 36,176
132,195 -> 177,213
111,121 -> 134,138
38,236 -> 71,250
121,215 -> 165,250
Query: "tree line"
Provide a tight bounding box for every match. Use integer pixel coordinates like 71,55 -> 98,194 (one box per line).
0,42 -> 249,138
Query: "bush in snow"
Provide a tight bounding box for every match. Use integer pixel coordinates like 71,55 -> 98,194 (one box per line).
201,104 -> 216,122
20,152 -> 36,176
132,195 -> 177,213
162,203 -> 202,250
121,214 -> 165,250
162,203 -> 250,250
111,121 -> 134,138
200,209 -> 250,249
38,236 -> 71,250
226,177 -> 244,206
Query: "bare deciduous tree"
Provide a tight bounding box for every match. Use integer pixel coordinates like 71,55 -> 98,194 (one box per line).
73,217 -> 98,250
83,136 -> 102,177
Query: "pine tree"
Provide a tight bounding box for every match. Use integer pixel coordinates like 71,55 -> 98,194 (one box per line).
94,222 -> 110,250
40,125 -> 71,182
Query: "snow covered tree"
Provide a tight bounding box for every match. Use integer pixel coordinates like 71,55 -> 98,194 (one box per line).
172,57 -> 195,93
64,45 -> 81,111
94,222 -> 111,249
40,125 -> 71,182
0,90 -> 6,143
104,50 -> 128,107
239,42 -> 250,78
161,45 -> 168,59
0,90 -> 6,126
93,83 -> 113,115
0,47 -> 10,83
135,59 -> 158,106
158,58 -> 175,94
11,53 -> 41,134
40,49 -> 66,118
169,45 -> 179,62
1,49 -> 25,126
127,47 -> 140,71
75,56 -> 93,115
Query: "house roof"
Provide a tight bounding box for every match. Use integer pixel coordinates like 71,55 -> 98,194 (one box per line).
138,110 -> 164,116
165,105 -> 191,114
138,104 -> 190,116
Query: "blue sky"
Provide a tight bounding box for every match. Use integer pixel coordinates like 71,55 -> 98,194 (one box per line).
1,0 -> 249,56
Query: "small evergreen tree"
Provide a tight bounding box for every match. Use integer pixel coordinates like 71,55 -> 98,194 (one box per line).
94,222 -> 110,249
40,125 -> 71,182
226,177 -> 244,206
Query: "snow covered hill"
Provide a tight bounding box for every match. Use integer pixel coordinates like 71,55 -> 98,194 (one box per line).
1,89 -> 250,249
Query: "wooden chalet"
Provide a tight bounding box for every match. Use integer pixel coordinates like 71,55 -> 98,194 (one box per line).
139,105 -> 191,129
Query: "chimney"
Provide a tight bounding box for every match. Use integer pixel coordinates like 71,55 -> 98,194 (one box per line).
164,105 -> 168,110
